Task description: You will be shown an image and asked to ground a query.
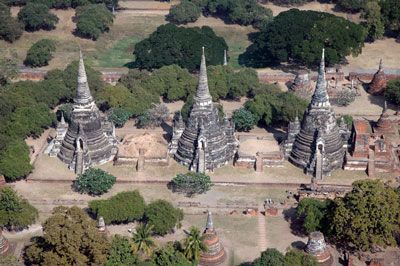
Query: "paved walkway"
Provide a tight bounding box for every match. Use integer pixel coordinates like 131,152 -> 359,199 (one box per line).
257,205 -> 267,253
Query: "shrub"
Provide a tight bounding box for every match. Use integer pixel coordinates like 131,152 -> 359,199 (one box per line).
169,172 -> 213,197
108,107 -> 131,128
134,23 -> 228,72
18,3 -> 59,31
89,190 -> 145,224
232,108 -> 257,132
0,186 -> 38,230
167,0 -> 201,24
253,248 -> 284,266
0,140 -> 33,182
74,168 -> 116,196
24,39 -> 56,67
75,4 -> 114,40
335,89 -> 356,106
385,78 -> 400,106
107,235 -> 138,266
145,200 -> 183,235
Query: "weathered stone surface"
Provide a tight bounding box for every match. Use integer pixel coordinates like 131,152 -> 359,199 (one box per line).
57,52 -> 116,174
287,49 -> 346,177
171,48 -> 238,172
305,231 -> 333,266
200,212 -> 226,266
0,229 -> 10,255
369,59 -> 387,95
291,70 -> 312,98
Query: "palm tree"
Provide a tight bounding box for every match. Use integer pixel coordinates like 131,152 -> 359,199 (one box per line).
183,226 -> 207,263
132,223 -> 155,257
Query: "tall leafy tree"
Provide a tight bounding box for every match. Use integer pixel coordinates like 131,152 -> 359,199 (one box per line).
232,108 -> 257,132
380,0 -> 400,38
144,200 -> 183,235
74,168 -> 116,196
151,242 -> 191,266
25,206 -> 110,265
295,198 -> 333,235
0,186 -> 38,230
0,3 -> 23,42
132,223 -> 156,258
362,0 -> 384,41
18,3 -> 59,31
0,140 -> 33,181
169,172 -> 213,197
167,0 -> 201,24
134,24 -> 228,72
253,248 -> 284,266
331,180 -> 400,251
75,4 -> 114,40
183,226 -> 206,263
240,9 -> 366,68
24,39 -> 56,67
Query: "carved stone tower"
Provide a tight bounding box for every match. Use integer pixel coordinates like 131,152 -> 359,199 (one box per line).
369,59 -> 387,95
171,48 -> 238,172
287,49 -> 345,177
57,51 -> 116,174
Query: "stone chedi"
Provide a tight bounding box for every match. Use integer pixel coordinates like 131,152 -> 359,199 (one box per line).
49,112 -> 68,157
170,48 -> 238,173
57,52 -> 116,174
291,70 -> 312,97
305,231 -> 333,266
199,212 -> 226,266
369,59 -> 387,95
286,49 -> 346,178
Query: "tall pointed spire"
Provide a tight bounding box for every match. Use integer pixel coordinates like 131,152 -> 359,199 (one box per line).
311,49 -> 330,108
60,112 -> 66,125
75,50 -> 94,105
379,58 -> 383,71
205,211 -> 214,231
194,47 -> 212,106
223,50 -> 227,66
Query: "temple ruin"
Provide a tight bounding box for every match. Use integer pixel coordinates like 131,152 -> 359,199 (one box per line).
199,212 -> 226,266
169,48 -> 238,173
285,49 -> 348,178
369,59 -> 387,95
55,52 -> 117,174
305,231 -> 333,265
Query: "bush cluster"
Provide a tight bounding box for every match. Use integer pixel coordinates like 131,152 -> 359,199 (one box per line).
18,3 -> 59,31
74,168 -> 116,195
0,3 -> 23,42
168,172 -> 213,197
24,39 -> 56,67
75,4 -> 114,40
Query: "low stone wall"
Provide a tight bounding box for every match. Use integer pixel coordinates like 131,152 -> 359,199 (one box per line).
114,155 -> 169,166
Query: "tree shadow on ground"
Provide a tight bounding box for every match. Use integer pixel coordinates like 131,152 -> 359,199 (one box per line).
282,207 -> 307,238
291,240 -> 306,250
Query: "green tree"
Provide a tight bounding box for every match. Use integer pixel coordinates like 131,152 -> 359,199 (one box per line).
75,4 -> 114,40
0,55 -> 19,86
134,23 -> 228,72
296,198 -> 333,235
25,206 -> 110,266
240,9 -> 366,68
284,249 -> 317,266
132,223 -> 155,258
183,226 -> 206,263
380,0 -> 400,38
151,242 -> 191,266
0,186 -> 38,230
74,168 -> 116,196
253,248 -> 285,266
24,39 -> 56,67
0,3 -> 23,42
169,172 -> 213,197
0,140 -> 32,182
331,180 -> 400,251
167,0 -> 201,24
145,200 -> 183,235
106,235 -> 138,266
232,108 -> 257,131
385,78 -> 400,106
362,1 -> 384,41
108,107 -> 131,128
336,0 -> 366,12
18,3 -> 59,31
89,190 -> 145,224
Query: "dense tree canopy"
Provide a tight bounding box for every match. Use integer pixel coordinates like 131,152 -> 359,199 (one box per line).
252,248 -> 285,266
167,0 -> 201,24
295,198 -> 333,235
74,168 -> 116,195
151,242 -> 191,266
380,0 -> 400,38
106,235 -> 138,266
24,39 -> 56,67
144,200 -> 183,235
240,9 -> 366,67
25,206 -> 110,266
232,107 -> 257,131
0,139 -> 33,181
134,24 -> 228,72
385,78 -> 400,106
89,190 -> 145,224
0,186 -> 38,230
18,3 -> 59,31
252,248 -> 317,266
336,0 -> 366,13
330,180 -> 400,251
0,3 -> 23,42
75,4 -> 114,40
0,55 -> 19,87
